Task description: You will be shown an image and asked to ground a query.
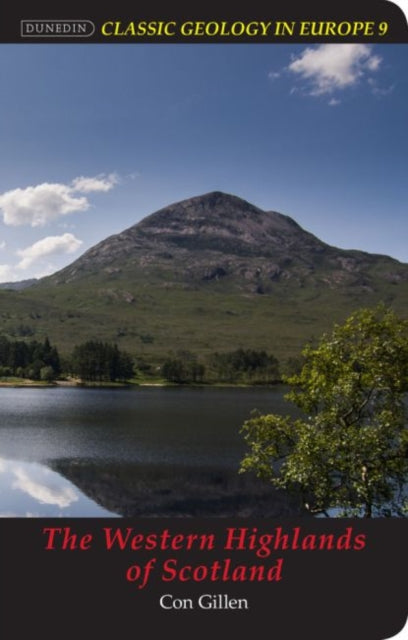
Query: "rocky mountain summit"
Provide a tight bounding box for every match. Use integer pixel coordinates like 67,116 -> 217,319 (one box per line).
44,191 -> 407,295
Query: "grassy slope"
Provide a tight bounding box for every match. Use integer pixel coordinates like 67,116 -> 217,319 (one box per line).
1,266 -> 408,365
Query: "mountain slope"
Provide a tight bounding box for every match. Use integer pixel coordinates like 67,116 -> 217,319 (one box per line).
1,191 -> 408,362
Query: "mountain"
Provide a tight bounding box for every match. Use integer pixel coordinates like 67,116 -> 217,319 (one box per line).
0,278 -> 37,291
1,191 -> 408,362
42,191 -> 407,292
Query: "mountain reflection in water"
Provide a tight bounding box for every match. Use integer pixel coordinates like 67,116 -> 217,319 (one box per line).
0,386 -> 304,517
49,458 -> 304,517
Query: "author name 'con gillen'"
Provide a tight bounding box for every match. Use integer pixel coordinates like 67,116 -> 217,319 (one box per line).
160,593 -> 249,611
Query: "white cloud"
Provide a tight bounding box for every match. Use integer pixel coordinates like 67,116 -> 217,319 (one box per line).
372,85 -> 395,97
0,173 -> 118,227
268,71 -> 281,81
0,264 -> 14,281
126,171 -> 141,181
71,172 -> 118,193
288,44 -> 382,96
0,183 -> 88,227
16,233 -> 82,270
328,98 -> 341,107
367,77 -> 395,97
365,56 -> 382,72
0,241 -> 6,250
12,466 -> 78,508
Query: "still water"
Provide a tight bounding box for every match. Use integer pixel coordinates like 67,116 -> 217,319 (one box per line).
0,386 -> 298,517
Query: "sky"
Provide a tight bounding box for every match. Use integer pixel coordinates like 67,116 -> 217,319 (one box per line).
0,42 -> 406,282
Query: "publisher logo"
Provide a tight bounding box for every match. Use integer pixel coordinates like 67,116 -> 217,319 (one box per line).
21,20 -> 95,38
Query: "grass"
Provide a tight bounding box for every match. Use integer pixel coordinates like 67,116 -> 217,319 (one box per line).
1,267 -> 408,366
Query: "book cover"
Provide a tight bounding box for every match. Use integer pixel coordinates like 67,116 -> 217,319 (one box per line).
0,2 -> 407,638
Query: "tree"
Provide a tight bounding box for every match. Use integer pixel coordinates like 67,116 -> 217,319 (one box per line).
162,358 -> 188,383
71,340 -> 134,382
162,351 -> 205,384
0,335 -> 61,380
40,365 -> 56,383
239,306 -> 408,517
210,348 -> 280,383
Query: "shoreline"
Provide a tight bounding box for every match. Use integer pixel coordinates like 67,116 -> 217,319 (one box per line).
0,378 -> 282,389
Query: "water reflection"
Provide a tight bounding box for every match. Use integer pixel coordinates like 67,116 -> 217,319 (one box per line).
49,458 -> 305,518
0,386 -> 303,517
0,457 -> 117,517
12,465 -> 78,508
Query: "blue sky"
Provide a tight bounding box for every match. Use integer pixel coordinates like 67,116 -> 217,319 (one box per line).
0,43 -> 406,282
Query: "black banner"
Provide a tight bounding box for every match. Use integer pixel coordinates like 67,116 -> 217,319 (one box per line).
0,1 -> 406,43
1,518 -> 407,639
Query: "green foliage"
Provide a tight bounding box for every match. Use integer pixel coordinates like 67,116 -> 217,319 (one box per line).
40,366 -> 56,382
0,336 -> 61,380
71,340 -> 134,382
161,348 -> 279,384
240,306 -> 408,517
281,356 -> 304,377
210,348 -> 280,383
9,324 -> 34,337
162,351 -> 205,384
